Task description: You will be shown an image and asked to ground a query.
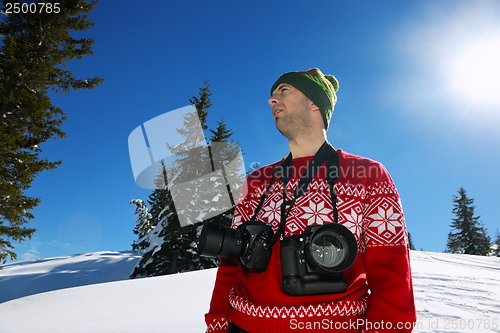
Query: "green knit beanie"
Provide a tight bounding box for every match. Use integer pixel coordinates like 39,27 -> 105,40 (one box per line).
270,68 -> 339,130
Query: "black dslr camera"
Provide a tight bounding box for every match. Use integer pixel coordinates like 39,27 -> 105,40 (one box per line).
198,221 -> 274,273
280,223 -> 358,296
198,221 -> 358,296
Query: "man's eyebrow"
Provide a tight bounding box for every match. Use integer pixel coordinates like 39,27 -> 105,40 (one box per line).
277,83 -> 291,90
272,83 -> 292,95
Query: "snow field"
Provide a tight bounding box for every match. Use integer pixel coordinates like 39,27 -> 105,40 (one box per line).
0,250 -> 499,333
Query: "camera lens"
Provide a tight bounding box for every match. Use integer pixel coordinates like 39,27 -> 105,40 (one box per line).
305,223 -> 358,272
198,222 -> 245,259
198,222 -> 225,258
311,231 -> 348,268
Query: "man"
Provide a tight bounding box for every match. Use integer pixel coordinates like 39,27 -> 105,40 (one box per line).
205,68 -> 416,332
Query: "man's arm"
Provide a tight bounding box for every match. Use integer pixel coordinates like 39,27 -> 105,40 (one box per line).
204,257 -> 240,333
362,167 -> 416,332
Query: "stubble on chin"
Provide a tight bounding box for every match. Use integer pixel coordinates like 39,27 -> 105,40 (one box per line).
275,115 -> 295,140
275,108 -> 311,141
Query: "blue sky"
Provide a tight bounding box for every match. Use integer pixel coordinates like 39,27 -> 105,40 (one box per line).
5,0 -> 500,261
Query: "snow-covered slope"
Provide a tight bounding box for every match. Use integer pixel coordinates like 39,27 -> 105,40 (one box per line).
0,251 -> 140,304
0,251 -> 499,333
411,251 -> 500,332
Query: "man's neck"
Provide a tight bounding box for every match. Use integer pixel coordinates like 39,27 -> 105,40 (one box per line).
288,132 -> 328,158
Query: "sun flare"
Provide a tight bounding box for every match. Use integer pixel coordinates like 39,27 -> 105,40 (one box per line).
451,36 -> 500,104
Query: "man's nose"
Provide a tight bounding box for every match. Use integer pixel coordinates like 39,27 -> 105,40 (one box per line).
268,95 -> 278,106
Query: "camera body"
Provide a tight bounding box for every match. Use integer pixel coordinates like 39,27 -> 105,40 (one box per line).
199,221 -> 358,296
237,221 -> 274,272
280,223 -> 358,296
198,221 -> 274,273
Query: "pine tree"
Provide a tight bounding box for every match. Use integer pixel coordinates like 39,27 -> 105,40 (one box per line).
189,81 -> 211,131
201,117 -> 242,229
493,229 -> 500,257
130,165 -> 180,278
0,0 -> 104,264
407,232 -> 416,251
130,82 -> 243,277
445,188 -> 491,255
130,199 -> 152,253
209,116 -> 233,142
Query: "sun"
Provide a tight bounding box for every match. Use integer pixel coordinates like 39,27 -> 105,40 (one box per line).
450,36 -> 500,104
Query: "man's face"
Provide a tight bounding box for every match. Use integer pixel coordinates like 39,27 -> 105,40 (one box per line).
268,83 -> 313,140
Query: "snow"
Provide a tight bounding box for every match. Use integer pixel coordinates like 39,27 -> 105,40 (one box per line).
0,250 -> 499,333
411,251 -> 500,331
0,251 -> 140,304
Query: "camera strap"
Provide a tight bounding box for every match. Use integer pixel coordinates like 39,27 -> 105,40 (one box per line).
250,141 -> 340,248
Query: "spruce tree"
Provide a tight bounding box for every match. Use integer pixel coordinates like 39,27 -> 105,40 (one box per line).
0,0 -> 104,264
445,188 -> 491,255
130,82 -> 243,277
189,81 -> 211,131
130,164 -> 181,278
407,232 -> 415,251
199,117 -> 242,230
209,116 -> 233,142
493,229 -> 500,257
130,199 -> 152,253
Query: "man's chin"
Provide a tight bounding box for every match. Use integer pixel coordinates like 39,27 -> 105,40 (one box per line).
276,125 -> 292,139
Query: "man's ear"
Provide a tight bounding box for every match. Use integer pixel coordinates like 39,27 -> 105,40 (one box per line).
310,102 -> 320,112
309,102 -> 325,129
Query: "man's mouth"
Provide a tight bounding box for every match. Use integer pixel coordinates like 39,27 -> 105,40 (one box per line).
273,109 -> 283,117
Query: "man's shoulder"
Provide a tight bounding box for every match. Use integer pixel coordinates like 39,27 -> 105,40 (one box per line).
336,148 -> 392,184
336,148 -> 384,168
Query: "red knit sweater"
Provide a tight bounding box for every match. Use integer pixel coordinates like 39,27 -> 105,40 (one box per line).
205,149 -> 416,333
